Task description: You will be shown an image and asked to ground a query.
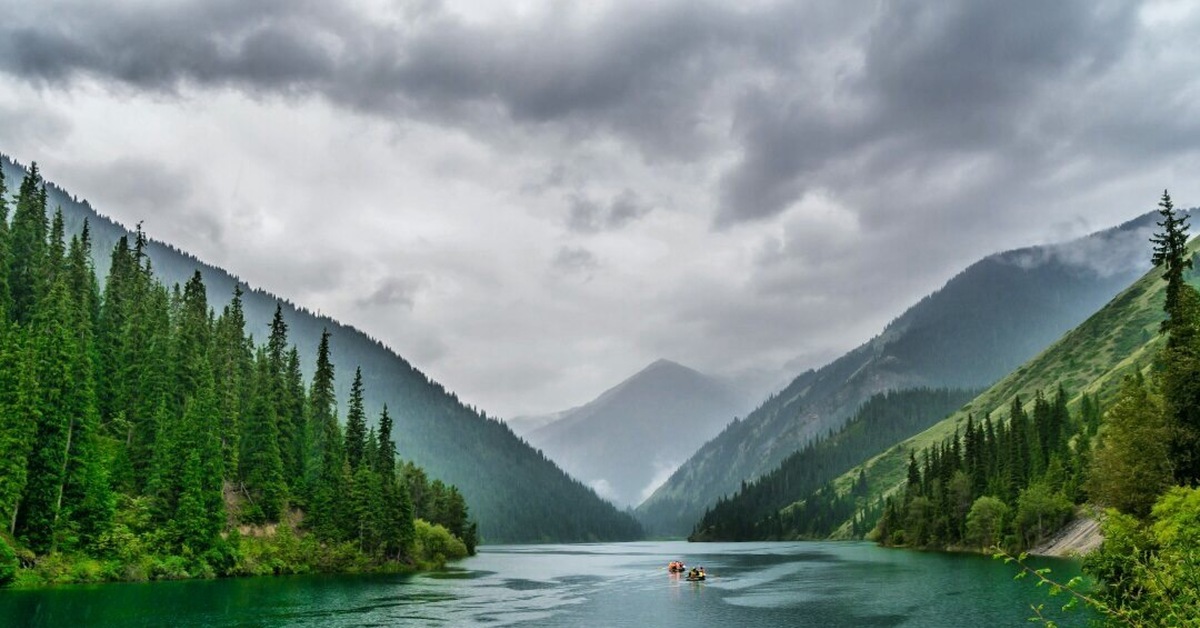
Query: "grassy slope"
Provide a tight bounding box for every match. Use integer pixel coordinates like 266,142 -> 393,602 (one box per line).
814,242 -> 1200,534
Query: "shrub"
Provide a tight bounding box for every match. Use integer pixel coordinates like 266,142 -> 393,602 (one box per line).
964,496 -> 1009,549
1085,487 -> 1200,624
413,520 -> 468,568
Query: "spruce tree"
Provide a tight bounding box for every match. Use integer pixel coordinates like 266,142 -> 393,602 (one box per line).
281,347 -> 307,495
1152,190 -> 1193,331
1150,190 -> 1200,484
0,162 -> 12,320
172,271 -> 211,410
345,368 -> 367,470
376,405 -> 396,477
45,209 -> 65,288
213,286 -> 252,474
306,329 -> 345,538
8,164 -> 47,324
241,349 -> 287,522
0,328 -> 39,535
16,275 -> 84,553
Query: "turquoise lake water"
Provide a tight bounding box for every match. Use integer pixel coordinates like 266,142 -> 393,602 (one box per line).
1,541 -> 1092,626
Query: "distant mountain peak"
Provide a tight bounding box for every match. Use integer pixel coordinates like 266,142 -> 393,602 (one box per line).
644,357 -> 685,370
521,358 -> 751,508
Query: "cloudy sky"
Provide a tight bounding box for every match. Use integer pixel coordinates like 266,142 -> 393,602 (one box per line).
2,0 -> 1199,418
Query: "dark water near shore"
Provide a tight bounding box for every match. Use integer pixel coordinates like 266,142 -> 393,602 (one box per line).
1,541 -> 1091,627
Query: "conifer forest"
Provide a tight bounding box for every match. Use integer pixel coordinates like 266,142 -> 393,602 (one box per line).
0,165 -> 476,586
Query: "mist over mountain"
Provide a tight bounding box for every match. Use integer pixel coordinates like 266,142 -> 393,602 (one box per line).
519,359 -> 750,509
1,154 -> 642,543
636,211 -> 1162,536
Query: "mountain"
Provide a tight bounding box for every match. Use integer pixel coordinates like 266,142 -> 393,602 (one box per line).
814,227 -> 1200,523
636,212 -> 1160,536
0,154 -> 642,543
519,359 -> 750,509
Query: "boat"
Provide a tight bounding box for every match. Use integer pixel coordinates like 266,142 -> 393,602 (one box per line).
667,562 -> 686,573
686,574 -> 706,582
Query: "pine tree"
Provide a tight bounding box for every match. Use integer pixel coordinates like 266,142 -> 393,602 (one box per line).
376,405 -> 396,477
345,368 -> 368,470
1152,190 -> 1193,331
240,349 -> 287,522
59,228 -> 112,550
0,328 -> 40,535
45,209 -> 65,287
281,347 -> 307,496
0,162 -> 12,320
306,329 -> 345,538
212,286 -> 252,475
349,464 -> 384,554
8,164 -> 47,324
126,268 -> 173,489
1150,190 -> 1200,484
306,329 -> 337,490
172,271 -> 211,410
16,274 -> 91,553
182,361 -> 225,549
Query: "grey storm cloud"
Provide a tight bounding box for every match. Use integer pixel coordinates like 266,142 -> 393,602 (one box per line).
0,1 -> 855,195
717,0 -> 1141,225
566,189 -> 653,233
2,0 -> 1174,234
6,0 -> 1200,419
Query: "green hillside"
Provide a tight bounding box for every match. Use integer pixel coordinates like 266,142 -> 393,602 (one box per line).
687,220 -> 1198,545
815,238 -> 1200,535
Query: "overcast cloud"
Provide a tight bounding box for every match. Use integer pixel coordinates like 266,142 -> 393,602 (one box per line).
2,0 -> 1199,417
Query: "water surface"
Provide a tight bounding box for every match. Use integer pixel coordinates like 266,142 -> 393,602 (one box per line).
2,541 -> 1091,626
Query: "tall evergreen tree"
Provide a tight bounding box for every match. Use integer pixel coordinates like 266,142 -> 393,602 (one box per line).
1152,190 -> 1193,330
240,348 -> 287,522
172,271 -> 212,410
212,286 -> 252,474
0,329 -> 39,535
7,164 -> 47,324
16,270 -> 106,553
345,368 -> 368,470
1150,190 -> 1200,484
0,162 -> 12,320
306,329 -> 345,538
281,347 -> 307,495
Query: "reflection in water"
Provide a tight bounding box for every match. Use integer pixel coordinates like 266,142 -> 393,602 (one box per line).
1,541 -> 1091,627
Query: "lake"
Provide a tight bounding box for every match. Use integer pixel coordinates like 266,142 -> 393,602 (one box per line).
1,541 -> 1091,626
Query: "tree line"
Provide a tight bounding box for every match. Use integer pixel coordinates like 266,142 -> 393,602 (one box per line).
870,386 -> 1095,550
0,164 -> 474,585
688,388 -> 976,541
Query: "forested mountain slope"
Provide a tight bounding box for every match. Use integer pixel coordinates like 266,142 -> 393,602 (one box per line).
638,213 -> 1159,536
520,359 -> 750,508
815,234 -> 1200,526
0,154 -> 641,543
